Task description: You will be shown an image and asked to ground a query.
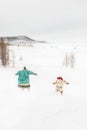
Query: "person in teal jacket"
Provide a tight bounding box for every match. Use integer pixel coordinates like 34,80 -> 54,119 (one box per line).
16,66 -> 37,87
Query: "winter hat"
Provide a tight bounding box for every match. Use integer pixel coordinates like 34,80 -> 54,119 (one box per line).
57,76 -> 63,80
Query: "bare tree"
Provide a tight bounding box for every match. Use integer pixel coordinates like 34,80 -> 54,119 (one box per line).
70,52 -> 75,68
63,52 -> 75,68
8,49 -> 15,67
0,38 -> 9,67
63,52 -> 70,67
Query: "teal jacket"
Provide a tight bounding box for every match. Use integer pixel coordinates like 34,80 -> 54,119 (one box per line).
16,70 -> 36,85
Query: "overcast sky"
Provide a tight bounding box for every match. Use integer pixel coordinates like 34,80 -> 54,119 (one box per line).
0,0 -> 87,40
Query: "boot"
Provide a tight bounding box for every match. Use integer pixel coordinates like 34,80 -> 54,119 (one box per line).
61,91 -> 63,95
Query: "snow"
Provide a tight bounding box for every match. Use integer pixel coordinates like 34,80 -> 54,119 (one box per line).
0,42 -> 87,130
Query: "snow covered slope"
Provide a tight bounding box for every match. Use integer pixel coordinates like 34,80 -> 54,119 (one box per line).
0,42 -> 87,130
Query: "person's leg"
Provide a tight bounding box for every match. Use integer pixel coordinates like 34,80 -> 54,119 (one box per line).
60,87 -> 63,95
56,86 -> 60,93
61,91 -> 63,95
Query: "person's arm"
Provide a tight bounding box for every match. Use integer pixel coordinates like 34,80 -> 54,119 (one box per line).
64,80 -> 69,84
15,71 -> 20,75
34,73 -> 37,75
53,80 -> 57,85
28,70 -> 37,75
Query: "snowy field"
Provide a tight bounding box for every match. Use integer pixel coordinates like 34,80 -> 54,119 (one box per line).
0,42 -> 87,130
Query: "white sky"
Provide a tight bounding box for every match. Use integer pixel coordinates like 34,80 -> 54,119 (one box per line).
0,0 -> 87,40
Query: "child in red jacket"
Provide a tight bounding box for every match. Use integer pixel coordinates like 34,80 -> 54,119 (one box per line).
53,76 -> 69,95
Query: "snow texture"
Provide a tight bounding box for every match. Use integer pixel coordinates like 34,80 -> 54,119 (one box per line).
0,42 -> 87,130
